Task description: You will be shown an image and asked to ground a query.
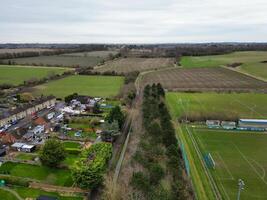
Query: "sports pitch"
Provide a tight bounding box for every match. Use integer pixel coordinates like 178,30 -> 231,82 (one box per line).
33,75 -> 124,98
185,126 -> 267,200
166,92 -> 267,120
167,92 -> 267,199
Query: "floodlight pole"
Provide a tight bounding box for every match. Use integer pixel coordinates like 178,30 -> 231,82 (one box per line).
237,179 -> 245,200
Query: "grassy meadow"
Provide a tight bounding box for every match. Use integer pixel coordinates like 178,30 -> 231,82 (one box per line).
0,65 -> 68,85
33,75 -> 124,98
180,51 -> 267,80
166,92 -> 267,120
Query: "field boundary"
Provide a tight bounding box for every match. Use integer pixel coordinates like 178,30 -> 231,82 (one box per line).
221,65 -> 267,83
185,126 -> 222,200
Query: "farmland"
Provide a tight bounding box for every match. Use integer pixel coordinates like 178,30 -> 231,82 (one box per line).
94,57 -> 174,73
180,51 -> 267,80
184,126 -> 267,200
0,65 -> 69,85
140,67 -> 267,92
33,75 -> 124,98
166,92 -> 267,120
62,50 -> 118,58
3,55 -> 103,68
0,48 -> 54,54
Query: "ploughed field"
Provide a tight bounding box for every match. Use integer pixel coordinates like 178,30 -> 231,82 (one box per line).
184,126 -> 267,200
33,75 -> 124,98
94,57 -> 174,73
166,92 -> 267,121
62,50 -> 118,58
181,51 -> 267,80
2,55 -> 103,68
141,67 -> 267,92
0,65 -> 69,85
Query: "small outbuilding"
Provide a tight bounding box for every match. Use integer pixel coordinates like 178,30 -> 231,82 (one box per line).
11,142 -> 36,153
206,120 -> 220,128
37,195 -> 58,200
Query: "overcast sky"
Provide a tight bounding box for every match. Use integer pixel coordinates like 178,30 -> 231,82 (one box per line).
1,0 -> 267,43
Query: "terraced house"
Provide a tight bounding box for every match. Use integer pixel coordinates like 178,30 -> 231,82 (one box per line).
0,96 -> 56,127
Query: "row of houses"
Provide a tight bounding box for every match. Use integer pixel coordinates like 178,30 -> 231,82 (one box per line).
0,96 -> 56,128
206,119 -> 267,131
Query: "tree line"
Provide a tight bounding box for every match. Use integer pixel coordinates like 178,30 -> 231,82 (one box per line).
130,83 -> 194,199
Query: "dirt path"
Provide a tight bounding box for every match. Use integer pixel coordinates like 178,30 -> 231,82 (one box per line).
30,182 -> 87,194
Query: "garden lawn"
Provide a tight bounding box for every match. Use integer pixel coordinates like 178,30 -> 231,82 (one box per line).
0,188 -> 18,200
0,162 -> 73,186
63,141 -> 81,149
33,75 -> 124,98
66,130 -> 97,140
15,153 -> 37,161
0,65 -> 68,85
62,154 -> 80,167
13,186 -> 83,200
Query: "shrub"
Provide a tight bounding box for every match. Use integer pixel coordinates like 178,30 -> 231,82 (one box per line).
149,163 -> 164,185
72,142 -> 112,189
39,139 -> 66,167
0,175 -> 30,187
130,172 -> 150,192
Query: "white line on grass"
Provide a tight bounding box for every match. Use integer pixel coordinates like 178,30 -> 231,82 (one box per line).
186,126 -> 222,200
231,96 -> 264,118
233,143 -> 267,186
250,158 -> 266,180
215,152 -> 235,180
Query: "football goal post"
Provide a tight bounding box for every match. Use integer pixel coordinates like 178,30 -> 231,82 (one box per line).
204,153 -> 216,169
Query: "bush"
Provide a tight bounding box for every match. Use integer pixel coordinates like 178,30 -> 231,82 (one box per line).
130,172 -> 150,192
149,163 -> 164,185
0,175 -> 30,187
72,142 -> 112,189
39,139 -> 66,167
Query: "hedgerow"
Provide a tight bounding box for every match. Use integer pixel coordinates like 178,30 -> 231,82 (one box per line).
71,142 -> 112,189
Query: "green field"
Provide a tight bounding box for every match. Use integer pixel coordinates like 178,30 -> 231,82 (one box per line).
0,188 -> 18,200
180,51 -> 267,80
166,92 -> 267,120
167,92 -> 267,199
33,75 -> 124,98
0,65 -> 68,85
15,153 -> 37,161
3,55 -> 103,68
185,126 -> 267,200
63,141 -> 81,149
0,162 -> 72,186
